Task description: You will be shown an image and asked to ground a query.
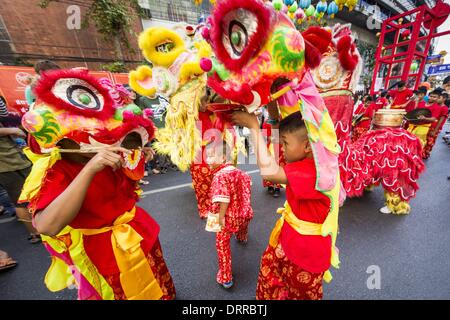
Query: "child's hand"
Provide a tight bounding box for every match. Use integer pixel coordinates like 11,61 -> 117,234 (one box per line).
232,111 -> 259,130
143,147 -> 155,162
219,216 -> 225,227
84,147 -> 131,174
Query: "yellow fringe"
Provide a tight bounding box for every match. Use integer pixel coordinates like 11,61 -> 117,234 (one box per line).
384,191 -> 411,215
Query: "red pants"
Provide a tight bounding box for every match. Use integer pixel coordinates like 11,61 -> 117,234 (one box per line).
105,239 -> 176,300
190,164 -> 212,218
216,219 -> 251,284
423,132 -> 438,159
256,243 -> 324,300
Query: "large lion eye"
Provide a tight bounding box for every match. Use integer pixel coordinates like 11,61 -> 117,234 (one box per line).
52,78 -> 104,111
222,9 -> 258,60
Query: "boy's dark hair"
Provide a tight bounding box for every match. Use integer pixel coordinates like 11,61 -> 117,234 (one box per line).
279,111 -> 306,136
34,60 -> 61,74
443,76 -> 450,85
365,96 -> 373,102
416,87 -> 427,95
380,90 -> 388,97
418,85 -> 428,92
429,89 -> 441,96
397,81 -> 406,88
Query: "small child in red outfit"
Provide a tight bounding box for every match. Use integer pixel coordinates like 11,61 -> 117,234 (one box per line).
205,140 -> 253,289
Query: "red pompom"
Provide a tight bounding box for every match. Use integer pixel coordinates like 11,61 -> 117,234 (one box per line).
301,26 -> 332,69
336,36 -> 359,71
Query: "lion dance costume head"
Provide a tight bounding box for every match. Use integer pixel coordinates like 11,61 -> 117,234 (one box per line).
21,69 -> 155,182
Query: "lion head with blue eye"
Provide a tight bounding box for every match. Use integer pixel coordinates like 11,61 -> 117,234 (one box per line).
203,0 -> 331,111
21,69 -> 155,166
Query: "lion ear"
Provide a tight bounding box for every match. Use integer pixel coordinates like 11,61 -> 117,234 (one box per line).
301,26 -> 332,69
336,35 -> 359,71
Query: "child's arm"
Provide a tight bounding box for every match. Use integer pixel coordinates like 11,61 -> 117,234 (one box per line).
232,111 -> 288,185
34,147 -> 131,236
218,202 -> 229,227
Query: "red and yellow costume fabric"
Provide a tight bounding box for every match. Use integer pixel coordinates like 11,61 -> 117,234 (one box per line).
256,159 -> 331,300
407,103 -> 442,148
30,160 -> 175,300
210,163 -> 253,284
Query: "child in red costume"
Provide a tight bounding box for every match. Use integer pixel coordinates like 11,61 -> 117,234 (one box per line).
20,69 -> 175,300
423,89 -> 449,158
233,111 -> 333,300
352,96 -> 376,142
206,140 -> 253,289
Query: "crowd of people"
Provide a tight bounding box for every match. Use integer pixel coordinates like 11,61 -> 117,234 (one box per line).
351,77 -> 450,159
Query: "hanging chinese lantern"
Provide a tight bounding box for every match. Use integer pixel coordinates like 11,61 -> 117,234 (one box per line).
288,1 -> 298,13
305,4 -> 315,18
316,0 -> 328,20
410,62 -> 419,72
295,8 -> 306,23
401,29 -> 411,39
345,0 -> 357,11
272,0 -> 283,11
327,1 -> 339,18
284,0 -> 296,5
336,0 -> 346,10
299,0 -> 311,9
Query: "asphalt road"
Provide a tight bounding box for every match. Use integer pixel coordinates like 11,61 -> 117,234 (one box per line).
1,127 -> 449,300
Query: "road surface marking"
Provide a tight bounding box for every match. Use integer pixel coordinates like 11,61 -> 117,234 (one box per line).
141,169 -> 260,196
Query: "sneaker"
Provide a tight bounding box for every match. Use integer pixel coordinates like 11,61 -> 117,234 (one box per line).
273,188 -> 281,198
144,171 -> 149,177
220,280 -> 234,289
0,211 -> 16,224
267,186 -> 274,194
379,206 -> 392,214
28,234 -> 42,244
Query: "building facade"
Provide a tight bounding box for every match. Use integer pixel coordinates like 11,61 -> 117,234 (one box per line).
0,0 -> 144,70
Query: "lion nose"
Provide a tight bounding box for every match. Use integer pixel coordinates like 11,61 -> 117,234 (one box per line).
200,58 -> 213,72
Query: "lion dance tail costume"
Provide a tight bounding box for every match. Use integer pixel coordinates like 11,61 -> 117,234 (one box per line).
310,23 -> 425,214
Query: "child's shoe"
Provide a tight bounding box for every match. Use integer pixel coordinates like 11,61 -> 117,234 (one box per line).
220,280 -> 234,289
379,206 -> 392,214
273,188 -> 281,198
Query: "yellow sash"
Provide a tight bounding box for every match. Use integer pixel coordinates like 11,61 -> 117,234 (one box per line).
78,207 -> 164,300
269,201 -> 338,283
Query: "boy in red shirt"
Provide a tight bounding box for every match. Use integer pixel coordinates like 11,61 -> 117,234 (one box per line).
388,81 -> 414,109
423,89 -> 449,158
352,96 -> 376,142
376,90 -> 389,109
233,111 -> 336,300
206,140 -> 254,289
407,89 -> 439,148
